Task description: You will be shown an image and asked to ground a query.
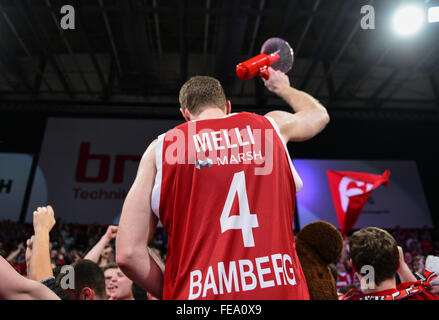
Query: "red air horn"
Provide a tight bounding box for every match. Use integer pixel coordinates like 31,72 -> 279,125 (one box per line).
236,37 -> 294,81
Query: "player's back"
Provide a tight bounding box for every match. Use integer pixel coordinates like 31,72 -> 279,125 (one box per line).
151,112 -> 309,300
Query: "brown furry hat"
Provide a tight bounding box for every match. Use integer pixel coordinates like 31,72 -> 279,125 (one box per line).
296,221 -> 343,300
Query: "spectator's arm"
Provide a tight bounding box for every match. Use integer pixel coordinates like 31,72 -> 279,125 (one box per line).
6,244 -> 23,263
0,255 -> 60,300
148,246 -> 165,273
28,206 -> 56,281
116,140 -> 164,299
84,225 -> 118,263
397,246 -> 417,282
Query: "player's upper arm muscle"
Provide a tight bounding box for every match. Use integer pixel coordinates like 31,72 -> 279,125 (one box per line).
265,110 -> 328,143
118,140 -> 158,250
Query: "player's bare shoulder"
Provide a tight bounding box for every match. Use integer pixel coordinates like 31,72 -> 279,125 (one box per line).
138,139 -> 158,172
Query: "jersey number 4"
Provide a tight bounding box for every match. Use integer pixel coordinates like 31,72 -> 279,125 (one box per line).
220,171 -> 259,247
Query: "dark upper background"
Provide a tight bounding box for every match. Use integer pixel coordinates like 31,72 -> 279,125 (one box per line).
0,0 -> 438,225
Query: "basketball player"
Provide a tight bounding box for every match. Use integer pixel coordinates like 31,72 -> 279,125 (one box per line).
116,68 -> 330,300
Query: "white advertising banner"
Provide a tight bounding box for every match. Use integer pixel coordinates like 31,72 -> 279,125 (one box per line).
27,117 -> 182,224
0,153 -> 34,221
295,159 -> 433,230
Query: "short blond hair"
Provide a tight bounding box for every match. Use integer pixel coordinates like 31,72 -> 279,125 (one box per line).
179,76 -> 227,115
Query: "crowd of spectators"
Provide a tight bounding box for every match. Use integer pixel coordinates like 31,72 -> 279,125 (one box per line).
333,226 -> 439,293
0,218 -> 167,277
1,213 -> 438,300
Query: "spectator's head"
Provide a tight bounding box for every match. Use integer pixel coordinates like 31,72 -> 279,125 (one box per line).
349,227 -> 399,287
336,259 -> 346,273
103,263 -> 134,300
103,262 -> 117,298
50,249 -> 59,260
179,76 -> 229,120
404,251 -> 413,265
101,244 -> 114,262
57,259 -> 106,300
412,255 -> 425,273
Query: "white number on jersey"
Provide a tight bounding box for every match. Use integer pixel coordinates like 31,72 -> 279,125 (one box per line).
220,171 -> 259,247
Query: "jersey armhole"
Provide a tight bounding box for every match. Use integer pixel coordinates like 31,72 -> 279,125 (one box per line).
264,115 -> 303,193
151,133 -> 165,219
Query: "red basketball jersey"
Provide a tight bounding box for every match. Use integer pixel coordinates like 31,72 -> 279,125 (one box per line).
151,112 -> 309,300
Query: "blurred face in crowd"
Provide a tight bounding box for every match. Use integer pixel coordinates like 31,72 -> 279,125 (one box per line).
336,260 -> 346,273
102,246 -> 114,262
404,252 -> 413,264
412,258 -> 424,273
51,249 -> 59,260
104,267 -> 117,298
104,267 -> 133,300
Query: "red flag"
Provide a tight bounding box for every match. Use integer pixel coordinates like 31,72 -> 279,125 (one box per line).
326,169 -> 391,237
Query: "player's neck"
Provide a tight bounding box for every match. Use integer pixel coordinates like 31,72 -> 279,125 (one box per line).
191,107 -> 227,121
361,278 -> 397,295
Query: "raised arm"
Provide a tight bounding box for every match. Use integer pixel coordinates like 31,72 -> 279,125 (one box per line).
27,206 -> 56,281
0,255 -> 60,300
84,225 -> 118,263
116,139 -> 164,299
6,243 -> 24,263
264,68 -> 330,144
397,246 -> 417,283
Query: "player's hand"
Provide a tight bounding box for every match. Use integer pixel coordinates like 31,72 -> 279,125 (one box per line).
33,206 -> 56,235
262,67 -> 291,95
104,225 -> 118,241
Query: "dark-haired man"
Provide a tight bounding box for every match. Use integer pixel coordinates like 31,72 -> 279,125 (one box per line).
342,227 -> 439,300
57,259 -> 107,300
117,68 -> 329,300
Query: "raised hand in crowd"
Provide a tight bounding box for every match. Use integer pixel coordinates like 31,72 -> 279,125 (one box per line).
397,245 -> 417,283
84,225 -> 118,267
25,236 -> 34,275
6,242 -> 25,264
27,206 -> 56,281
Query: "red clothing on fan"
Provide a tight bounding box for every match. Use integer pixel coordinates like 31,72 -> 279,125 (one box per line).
12,260 -> 27,275
151,112 -> 309,300
342,271 -> 439,300
337,271 -> 356,290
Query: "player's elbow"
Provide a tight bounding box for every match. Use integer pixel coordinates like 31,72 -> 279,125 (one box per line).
115,238 -> 135,270
115,248 -> 132,272
313,109 -> 330,135
320,108 -> 330,127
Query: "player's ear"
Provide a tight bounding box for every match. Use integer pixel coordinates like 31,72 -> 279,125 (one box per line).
179,108 -> 191,122
80,287 -> 96,300
226,100 -> 232,115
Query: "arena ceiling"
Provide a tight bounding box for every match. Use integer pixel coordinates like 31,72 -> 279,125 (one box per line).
0,0 -> 438,117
